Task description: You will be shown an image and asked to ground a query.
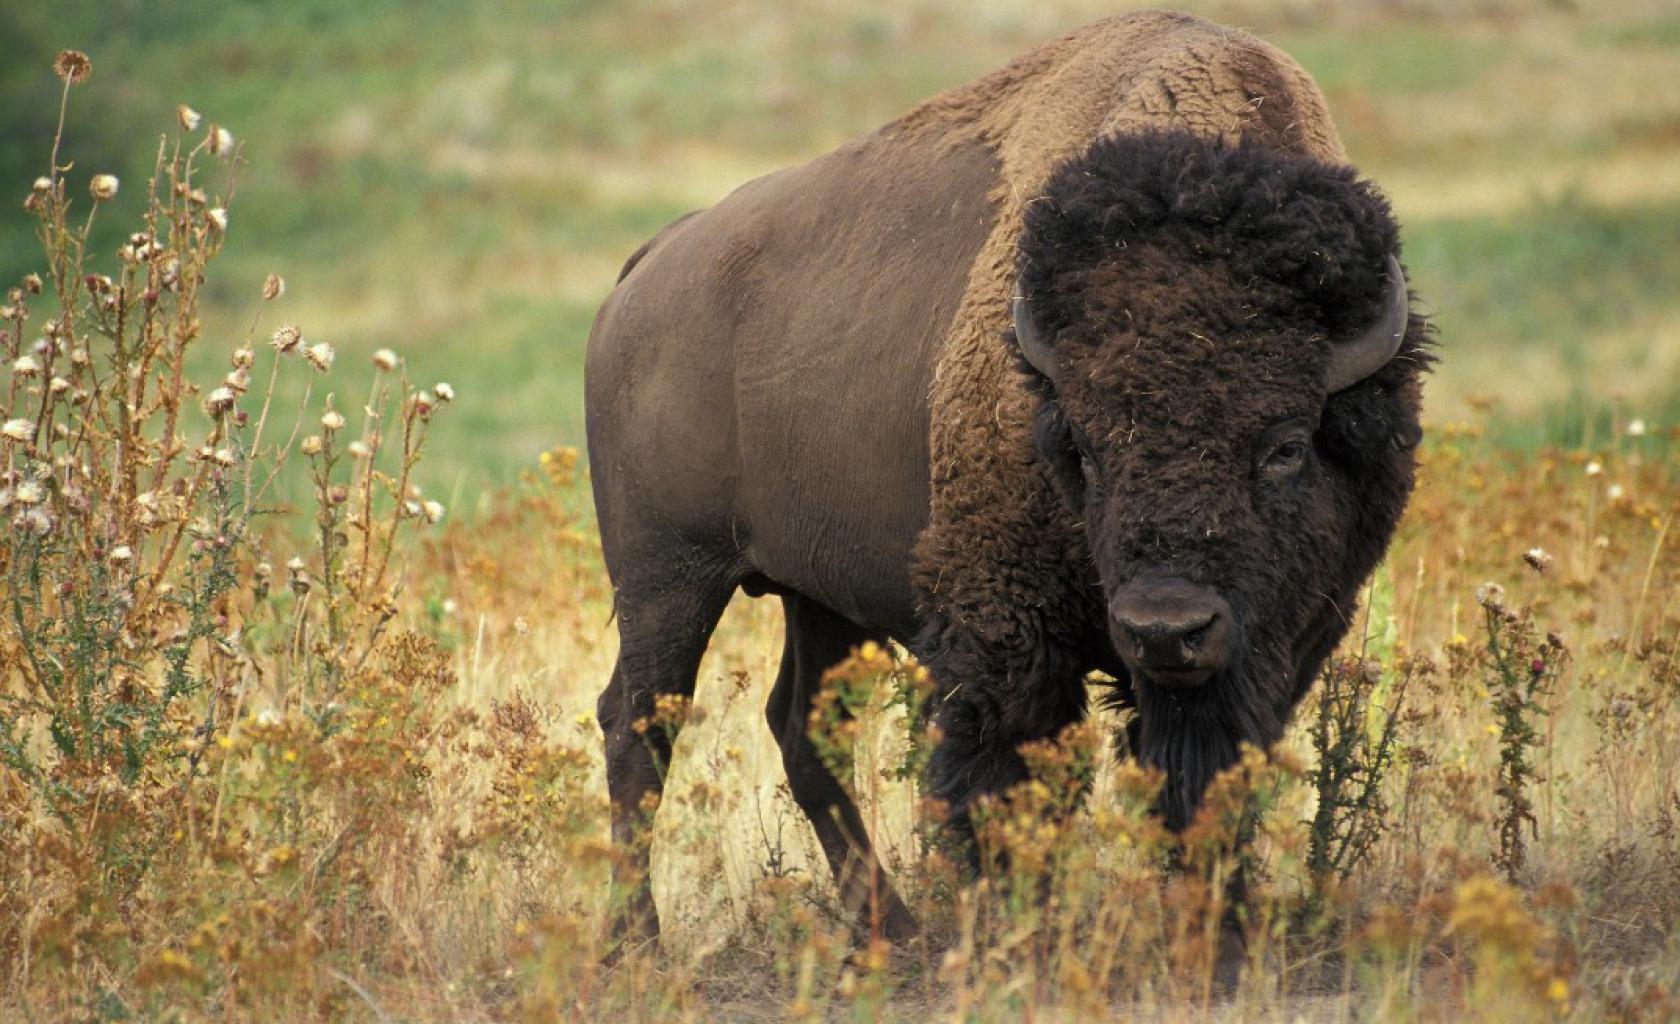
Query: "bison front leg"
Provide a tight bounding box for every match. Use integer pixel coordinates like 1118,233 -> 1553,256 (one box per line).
767,596 -> 917,942
918,618 -> 1092,873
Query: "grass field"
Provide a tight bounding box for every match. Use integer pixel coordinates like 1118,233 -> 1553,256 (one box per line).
3,1 -> 1680,1020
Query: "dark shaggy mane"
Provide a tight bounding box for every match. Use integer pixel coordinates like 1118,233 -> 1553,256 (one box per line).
1015,128 -> 1433,375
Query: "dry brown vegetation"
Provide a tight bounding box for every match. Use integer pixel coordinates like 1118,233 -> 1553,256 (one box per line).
3,17 -> 1680,1024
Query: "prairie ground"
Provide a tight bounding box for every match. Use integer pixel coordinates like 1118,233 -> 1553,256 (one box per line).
2,1 -> 1679,1020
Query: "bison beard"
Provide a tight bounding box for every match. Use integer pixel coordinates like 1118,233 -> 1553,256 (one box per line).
1132,643 -> 1282,833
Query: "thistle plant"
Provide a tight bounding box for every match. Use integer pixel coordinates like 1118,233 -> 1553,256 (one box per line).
1472,581 -> 1567,884
0,51 -> 458,1009
1305,654 -> 1411,900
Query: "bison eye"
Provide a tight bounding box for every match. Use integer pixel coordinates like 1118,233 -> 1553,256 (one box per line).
1260,437 -> 1310,479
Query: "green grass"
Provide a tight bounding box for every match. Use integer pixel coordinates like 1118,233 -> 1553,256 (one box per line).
1274,24 -> 1505,95
4,0 -> 1679,500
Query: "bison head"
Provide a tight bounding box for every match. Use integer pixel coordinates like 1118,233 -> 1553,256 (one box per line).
1013,130 -> 1429,829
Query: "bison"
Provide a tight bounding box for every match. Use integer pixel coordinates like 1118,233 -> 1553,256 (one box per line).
585,11 -> 1429,944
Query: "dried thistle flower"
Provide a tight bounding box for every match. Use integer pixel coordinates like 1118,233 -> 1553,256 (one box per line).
205,387 -> 237,416
1522,547 -> 1553,573
14,507 -> 52,535
13,355 -> 40,377
286,556 -> 310,595
54,50 -> 91,85
271,324 -> 302,353
208,124 -> 235,156
372,348 -> 399,371
89,174 -> 119,201
1606,483 -> 1625,501
347,440 -> 372,459
300,435 -> 323,456
206,207 -> 228,232
1585,460 -> 1603,477
23,273 -> 41,294
1475,581 -> 1506,612
262,273 -> 285,301
2,418 -> 33,442
12,481 -> 43,505
304,342 -> 335,372
108,545 -> 134,564
31,177 -> 51,194
434,381 -> 454,403
421,500 -> 446,524
320,410 -> 346,432
231,347 -> 254,369
1626,418 -> 1647,437
414,391 -> 435,418
177,104 -> 201,131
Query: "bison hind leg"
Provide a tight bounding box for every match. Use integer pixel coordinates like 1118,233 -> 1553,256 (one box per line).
597,568 -> 737,949
767,595 -> 918,943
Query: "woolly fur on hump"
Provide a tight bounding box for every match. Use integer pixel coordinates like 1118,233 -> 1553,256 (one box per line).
1018,130 -> 1404,348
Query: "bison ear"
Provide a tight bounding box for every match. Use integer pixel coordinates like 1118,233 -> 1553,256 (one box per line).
1013,286 -> 1059,380
1327,255 -> 1408,394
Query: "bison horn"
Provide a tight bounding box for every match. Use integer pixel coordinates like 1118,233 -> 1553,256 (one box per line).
1012,287 -> 1058,379
1327,254 -> 1409,393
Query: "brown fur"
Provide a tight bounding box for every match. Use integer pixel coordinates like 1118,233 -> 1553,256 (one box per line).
904,12 -> 1346,678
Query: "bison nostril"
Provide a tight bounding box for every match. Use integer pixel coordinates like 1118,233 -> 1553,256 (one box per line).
1181,623 -> 1209,651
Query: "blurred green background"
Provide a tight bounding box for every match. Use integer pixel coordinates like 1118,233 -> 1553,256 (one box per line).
5,0 -> 1679,502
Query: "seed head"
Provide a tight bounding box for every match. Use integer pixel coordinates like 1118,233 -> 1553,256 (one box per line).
422,499 -> 446,524
205,387 -> 237,416
14,508 -> 52,535
348,440 -> 372,459
177,104 -> 202,131
211,449 -> 235,467
23,273 -> 41,294
31,177 -> 51,195
89,174 -> 119,201
1522,547 -> 1553,573
271,324 -> 302,354
208,124 -> 235,156
320,410 -> 346,432
1474,581 -> 1506,612
12,481 -> 43,505
300,435 -> 323,456
53,50 -> 91,85
287,556 -> 310,595
13,355 -> 40,377
206,207 -> 228,232
262,272 -> 285,301
2,419 -> 33,442
434,381 -> 454,403
1626,418 -> 1647,437
372,348 -> 399,371
414,391 -> 435,418
1607,483 -> 1625,501
1584,460 -> 1603,477
231,347 -> 254,369
304,342 -> 335,372
109,545 -> 134,564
